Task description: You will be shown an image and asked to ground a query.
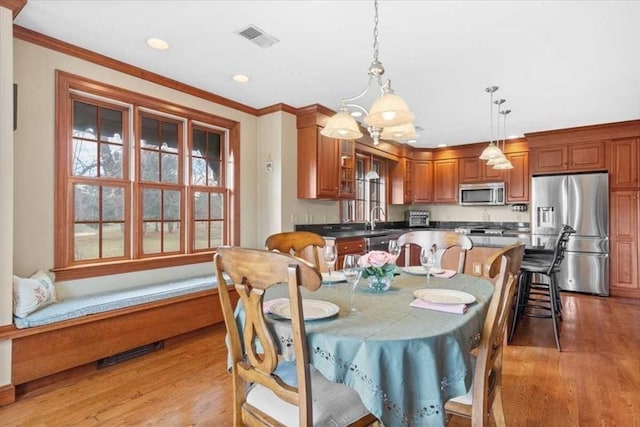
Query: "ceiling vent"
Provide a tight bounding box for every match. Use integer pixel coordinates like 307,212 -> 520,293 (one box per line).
235,25 -> 279,48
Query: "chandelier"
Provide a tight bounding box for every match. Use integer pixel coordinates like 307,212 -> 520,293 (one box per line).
479,86 -> 513,169
321,0 -> 415,146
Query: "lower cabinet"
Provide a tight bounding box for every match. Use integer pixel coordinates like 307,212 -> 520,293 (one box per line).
609,190 -> 640,298
335,237 -> 365,270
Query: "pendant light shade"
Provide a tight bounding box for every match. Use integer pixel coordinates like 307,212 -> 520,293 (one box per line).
364,90 -> 415,128
380,121 -> 418,142
320,108 -> 363,139
365,153 -> 379,180
479,142 -> 504,160
493,159 -> 514,170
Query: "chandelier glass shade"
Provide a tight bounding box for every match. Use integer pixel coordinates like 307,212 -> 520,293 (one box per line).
380,121 -> 418,141
321,0 -> 414,146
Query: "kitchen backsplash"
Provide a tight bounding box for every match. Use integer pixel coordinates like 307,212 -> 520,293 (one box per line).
388,204 -> 529,223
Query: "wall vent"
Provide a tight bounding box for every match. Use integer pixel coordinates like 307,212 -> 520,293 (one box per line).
235,25 -> 279,48
97,341 -> 164,369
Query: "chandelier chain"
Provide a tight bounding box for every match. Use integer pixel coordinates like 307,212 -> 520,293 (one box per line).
373,0 -> 379,62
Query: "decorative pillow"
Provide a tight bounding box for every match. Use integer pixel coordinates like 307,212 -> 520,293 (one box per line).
13,270 -> 57,318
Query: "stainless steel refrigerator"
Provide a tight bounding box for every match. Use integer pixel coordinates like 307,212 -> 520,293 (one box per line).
531,172 -> 609,296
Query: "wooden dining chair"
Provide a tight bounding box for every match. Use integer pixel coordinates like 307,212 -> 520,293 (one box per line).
265,231 -> 327,270
444,246 -> 519,427
215,247 -> 378,427
396,230 -> 473,273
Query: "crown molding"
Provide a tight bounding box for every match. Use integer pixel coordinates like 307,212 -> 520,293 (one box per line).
0,0 -> 26,19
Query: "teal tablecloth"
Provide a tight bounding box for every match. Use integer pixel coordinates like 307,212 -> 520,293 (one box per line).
239,272 -> 494,427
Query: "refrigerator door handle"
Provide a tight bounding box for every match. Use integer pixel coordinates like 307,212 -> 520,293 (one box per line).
562,176 -> 570,226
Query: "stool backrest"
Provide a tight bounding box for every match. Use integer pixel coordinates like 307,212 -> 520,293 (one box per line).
549,225 -> 576,274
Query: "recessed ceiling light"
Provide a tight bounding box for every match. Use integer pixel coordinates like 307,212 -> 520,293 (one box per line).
232,74 -> 250,83
437,144 -> 448,148
146,38 -> 169,50
350,111 -> 363,118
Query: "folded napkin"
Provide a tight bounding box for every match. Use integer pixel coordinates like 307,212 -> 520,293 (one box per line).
431,269 -> 456,279
410,298 -> 467,314
262,297 -> 289,314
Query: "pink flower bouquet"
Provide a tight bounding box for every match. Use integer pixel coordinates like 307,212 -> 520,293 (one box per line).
358,250 -> 398,280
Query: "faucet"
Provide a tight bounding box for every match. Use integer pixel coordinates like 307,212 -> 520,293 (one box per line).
369,206 -> 386,231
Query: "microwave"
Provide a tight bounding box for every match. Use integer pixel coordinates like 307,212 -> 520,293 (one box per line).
406,210 -> 430,227
459,182 -> 505,206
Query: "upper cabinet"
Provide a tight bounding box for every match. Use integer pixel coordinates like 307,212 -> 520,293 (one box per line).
530,141 -> 606,174
608,137 -> 639,190
297,106 -> 357,200
433,159 -> 459,203
505,151 -> 530,203
412,160 -> 433,203
459,158 -> 503,183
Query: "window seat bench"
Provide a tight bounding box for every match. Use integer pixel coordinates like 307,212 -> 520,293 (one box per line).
1,275 -> 237,391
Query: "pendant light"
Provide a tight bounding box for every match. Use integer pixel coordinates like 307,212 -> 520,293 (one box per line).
321,0 -> 414,146
365,153 -> 379,180
493,108 -> 514,170
479,86 -> 504,160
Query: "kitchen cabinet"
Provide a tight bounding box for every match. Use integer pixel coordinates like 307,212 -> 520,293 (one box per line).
459,158 -> 503,183
530,141 -> 606,174
608,137 -> 639,190
390,158 -> 413,204
297,127 -> 355,199
433,159 -> 459,203
609,190 -> 640,298
335,237 -> 365,270
412,160 -> 433,203
505,151 -> 530,203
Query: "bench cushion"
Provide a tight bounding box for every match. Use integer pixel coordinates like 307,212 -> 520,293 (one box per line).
14,275 -> 217,329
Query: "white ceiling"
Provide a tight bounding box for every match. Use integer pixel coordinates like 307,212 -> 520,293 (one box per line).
14,0 -> 640,147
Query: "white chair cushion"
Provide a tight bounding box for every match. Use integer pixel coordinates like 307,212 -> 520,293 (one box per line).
246,364 -> 370,426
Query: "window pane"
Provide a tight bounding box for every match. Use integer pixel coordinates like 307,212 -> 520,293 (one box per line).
207,132 -> 221,160
102,186 -> 124,221
164,222 -> 180,252
100,107 -> 123,143
194,221 -> 209,250
208,161 -> 221,186
142,188 -> 161,220
142,221 -> 161,254
163,190 -> 181,220
141,149 -> 159,182
141,117 -> 159,148
73,102 -> 97,140
210,193 -> 223,219
74,223 -> 99,261
194,191 -> 208,220
72,139 -> 98,177
210,221 -> 223,247
161,152 -> 179,183
102,223 -> 124,257
192,129 -> 206,157
161,122 -> 179,153
99,143 -> 123,178
192,157 -> 206,186
74,184 -> 99,221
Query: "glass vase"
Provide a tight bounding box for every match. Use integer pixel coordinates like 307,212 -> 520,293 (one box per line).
367,269 -> 394,293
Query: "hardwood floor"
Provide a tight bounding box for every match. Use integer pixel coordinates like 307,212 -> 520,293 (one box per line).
1,293 -> 638,426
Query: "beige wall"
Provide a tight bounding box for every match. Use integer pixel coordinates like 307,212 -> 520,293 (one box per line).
0,6 -> 15,387
12,39 -> 260,296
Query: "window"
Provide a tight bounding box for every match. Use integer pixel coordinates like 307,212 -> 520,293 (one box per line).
340,153 -> 387,223
55,72 -> 240,280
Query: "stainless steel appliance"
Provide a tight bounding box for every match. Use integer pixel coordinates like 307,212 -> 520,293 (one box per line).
406,210 -> 430,227
459,182 -> 505,206
531,172 -> 609,295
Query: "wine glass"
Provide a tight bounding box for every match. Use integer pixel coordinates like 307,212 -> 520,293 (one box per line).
323,245 -> 338,277
420,247 -> 437,285
342,254 -> 363,313
388,239 -> 401,258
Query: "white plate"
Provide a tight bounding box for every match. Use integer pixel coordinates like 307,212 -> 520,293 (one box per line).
403,266 -> 445,275
413,289 -> 476,305
322,271 -> 346,283
268,299 -> 340,320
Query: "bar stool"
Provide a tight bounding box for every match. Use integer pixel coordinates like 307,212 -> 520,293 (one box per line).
509,225 -> 575,351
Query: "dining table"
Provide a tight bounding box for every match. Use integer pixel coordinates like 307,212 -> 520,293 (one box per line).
237,269 -> 495,427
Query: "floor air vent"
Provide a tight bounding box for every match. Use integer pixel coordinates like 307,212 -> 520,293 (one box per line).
97,341 -> 164,369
